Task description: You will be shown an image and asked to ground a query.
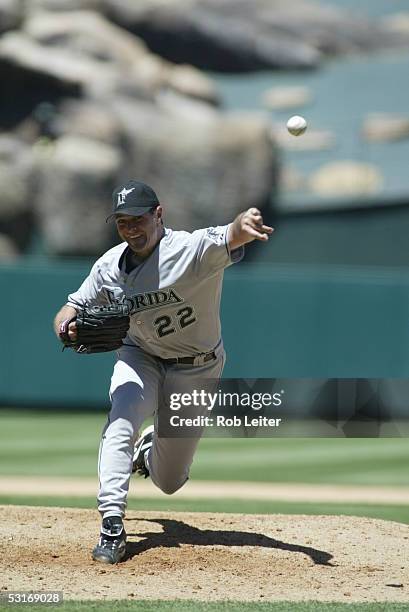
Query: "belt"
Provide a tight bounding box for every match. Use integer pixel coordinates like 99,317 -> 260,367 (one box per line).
162,350 -> 217,366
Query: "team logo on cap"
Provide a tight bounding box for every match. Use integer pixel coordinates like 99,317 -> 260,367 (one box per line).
117,187 -> 135,207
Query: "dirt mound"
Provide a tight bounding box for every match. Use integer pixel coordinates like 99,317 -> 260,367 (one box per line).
0,505 -> 408,602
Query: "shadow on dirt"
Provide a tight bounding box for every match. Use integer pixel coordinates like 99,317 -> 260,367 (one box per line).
124,517 -> 334,566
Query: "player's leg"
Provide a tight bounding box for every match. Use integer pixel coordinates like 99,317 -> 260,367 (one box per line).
143,347 -> 225,495
97,345 -> 162,519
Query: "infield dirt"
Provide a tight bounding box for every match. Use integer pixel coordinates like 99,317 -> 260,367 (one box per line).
1,505 -> 408,603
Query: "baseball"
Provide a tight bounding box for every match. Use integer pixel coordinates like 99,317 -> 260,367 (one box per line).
287,115 -> 307,136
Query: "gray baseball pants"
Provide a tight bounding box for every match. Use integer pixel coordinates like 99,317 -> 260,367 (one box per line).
97,343 -> 225,518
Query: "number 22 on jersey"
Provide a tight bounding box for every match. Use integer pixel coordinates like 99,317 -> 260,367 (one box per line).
153,306 -> 197,338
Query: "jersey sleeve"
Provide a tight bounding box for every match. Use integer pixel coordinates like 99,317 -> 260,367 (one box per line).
66,261 -> 106,309
192,224 -> 244,275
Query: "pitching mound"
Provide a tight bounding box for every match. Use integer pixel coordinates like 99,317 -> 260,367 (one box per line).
1,505 -> 408,602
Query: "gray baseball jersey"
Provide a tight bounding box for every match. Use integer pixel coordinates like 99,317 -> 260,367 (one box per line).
67,224 -> 244,359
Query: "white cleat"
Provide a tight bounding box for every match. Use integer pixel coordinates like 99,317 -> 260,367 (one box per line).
132,424 -> 154,477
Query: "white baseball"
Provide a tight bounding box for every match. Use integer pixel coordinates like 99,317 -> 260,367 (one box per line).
287,115 -> 307,136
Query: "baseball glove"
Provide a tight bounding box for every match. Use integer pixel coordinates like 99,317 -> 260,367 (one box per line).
59,304 -> 130,354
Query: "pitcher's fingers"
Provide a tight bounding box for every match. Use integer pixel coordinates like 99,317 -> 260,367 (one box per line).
244,225 -> 270,240
68,322 -> 77,340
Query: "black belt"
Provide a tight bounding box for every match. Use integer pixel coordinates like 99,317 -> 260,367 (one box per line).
162,350 -> 217,366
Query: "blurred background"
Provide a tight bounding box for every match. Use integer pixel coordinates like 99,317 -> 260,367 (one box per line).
1,0 -> 409,516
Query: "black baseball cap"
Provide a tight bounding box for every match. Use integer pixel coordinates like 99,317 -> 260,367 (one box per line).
106,180 -> 160,222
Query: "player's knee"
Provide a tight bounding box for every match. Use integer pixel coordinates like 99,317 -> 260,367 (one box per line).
109,399 -> 146,439
159,483 -> 183,495
110,383 -> 145,420
156,475 -> 188,495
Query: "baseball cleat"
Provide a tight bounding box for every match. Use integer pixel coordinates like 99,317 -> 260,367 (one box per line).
92,515 -> 126,564
132,424 -> 154,477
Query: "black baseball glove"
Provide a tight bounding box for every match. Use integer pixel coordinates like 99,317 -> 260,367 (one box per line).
59,304 -> 130,354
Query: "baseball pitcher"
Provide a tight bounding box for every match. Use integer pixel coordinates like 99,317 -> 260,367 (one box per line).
53,179 -> 273,564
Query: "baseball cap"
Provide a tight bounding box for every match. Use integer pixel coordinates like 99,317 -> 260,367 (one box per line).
106,180 -> 160,222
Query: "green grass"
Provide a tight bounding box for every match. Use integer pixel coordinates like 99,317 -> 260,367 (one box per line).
1,495 -> 407,524
0,411 -> 104,477
1,410 -> 409,485
1,600 -> 409,611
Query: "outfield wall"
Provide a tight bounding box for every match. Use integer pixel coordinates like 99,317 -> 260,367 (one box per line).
1,260 -> 409,407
